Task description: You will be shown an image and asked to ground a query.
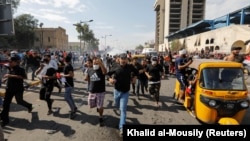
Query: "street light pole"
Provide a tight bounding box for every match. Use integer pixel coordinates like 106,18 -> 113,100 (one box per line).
73,20 -> 93,55
103,34 -> 112,50
39,22 -> 43,50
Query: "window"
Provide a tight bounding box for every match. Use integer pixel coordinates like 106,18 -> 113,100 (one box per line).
210,38 -> 214,44
201,68 -> 245,90
215,46 -> 220,50
205,39 -> 209,44
210,46 -> 214,52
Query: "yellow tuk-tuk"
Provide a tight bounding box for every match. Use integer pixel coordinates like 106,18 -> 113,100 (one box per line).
131,54 -> 147,62
173,59 -> 250,125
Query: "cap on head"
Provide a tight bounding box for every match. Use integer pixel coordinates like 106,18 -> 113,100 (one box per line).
119,53 -> 127,59
151,56 -> 158,61
10,54 -> 20,62
10,50 -> 18,54
231,46 -> 242,51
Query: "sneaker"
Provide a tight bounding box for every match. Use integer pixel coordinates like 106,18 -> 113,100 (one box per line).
113,108 -> 120,115
58,88 -> 62,94
28,105 -> 33,113
119,128 -> 123,135
74,107 -> 78,112
69,112 -> 76,119
0,120 -> 9,127
99,118 -> 104,127
190,110 -> 195,117
47,110 -> 53,115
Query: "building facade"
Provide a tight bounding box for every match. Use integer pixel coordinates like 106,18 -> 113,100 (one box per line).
166,5 -> 250,54
178,24 -> 250,54
68,42 -> 80,52
154,0 -> 206,52
34,26 -> 68,51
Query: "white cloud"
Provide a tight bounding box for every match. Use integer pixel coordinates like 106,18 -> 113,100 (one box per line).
52,0 -> 80,8
22,0 -> 49,5
68,4 -> 87,13
41,13 -> 68,22
39,9 -> 63,15
205,0 -> 249,19
20,0 -> 87,14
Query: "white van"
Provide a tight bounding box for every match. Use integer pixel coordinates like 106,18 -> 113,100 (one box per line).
141,48 -> 158,56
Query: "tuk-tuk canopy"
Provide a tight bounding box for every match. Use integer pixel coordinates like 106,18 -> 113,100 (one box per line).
189,59 -> 243,70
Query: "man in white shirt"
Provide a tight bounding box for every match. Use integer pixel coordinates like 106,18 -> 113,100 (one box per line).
48,53 -> 62,93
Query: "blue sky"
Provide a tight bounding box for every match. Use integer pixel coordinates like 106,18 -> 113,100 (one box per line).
14,0 -> 249,52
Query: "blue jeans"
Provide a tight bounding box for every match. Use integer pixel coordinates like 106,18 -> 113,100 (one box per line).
113,89 -> 129,130
64,87 -> 76,111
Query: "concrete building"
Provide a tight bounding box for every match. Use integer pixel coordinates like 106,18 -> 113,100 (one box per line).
154,0 -> 206,52
166,5 -> 250,54
68,42 -> 80,52
34,26 -> 68,51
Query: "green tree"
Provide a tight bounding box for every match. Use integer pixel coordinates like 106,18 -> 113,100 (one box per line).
170,39 -> 183,52
12,14 -> 39,49
74,23 -> 99,52
11,0 -> 20,13
135,44 -> 144,50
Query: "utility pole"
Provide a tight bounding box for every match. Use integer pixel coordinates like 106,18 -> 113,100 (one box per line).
102,34 -> 112,50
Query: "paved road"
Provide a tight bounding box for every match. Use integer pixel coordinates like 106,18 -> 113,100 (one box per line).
1,63 -> 250,141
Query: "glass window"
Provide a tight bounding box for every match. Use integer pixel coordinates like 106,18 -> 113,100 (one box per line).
200,68 -> 246,90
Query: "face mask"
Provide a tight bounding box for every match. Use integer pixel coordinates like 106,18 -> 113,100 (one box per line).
93,65 -> 100,70
152,61 -> 157,65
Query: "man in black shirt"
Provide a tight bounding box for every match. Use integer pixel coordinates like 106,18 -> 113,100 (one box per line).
61,56 -> 77,119
138,59 -> 148,95
145,56 -> 164,107
0,55 -> 32,127
108,53 -> 138,135
23,50 -> 33,79
35,53 -> 56,115
131,57 -> 145,98
84,57 -> 107,126
30,50 -> 42,81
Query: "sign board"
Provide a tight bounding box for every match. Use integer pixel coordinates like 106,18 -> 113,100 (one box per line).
0,4 -> 14,36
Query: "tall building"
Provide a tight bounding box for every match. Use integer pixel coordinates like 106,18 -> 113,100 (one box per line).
34,26 -> 68,51
154,0 -> 206,52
